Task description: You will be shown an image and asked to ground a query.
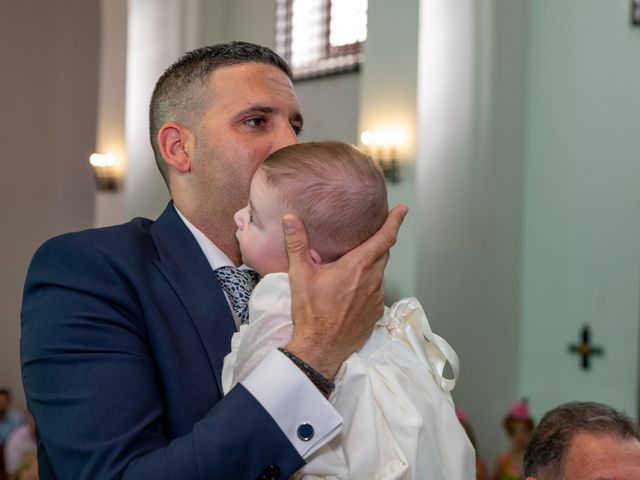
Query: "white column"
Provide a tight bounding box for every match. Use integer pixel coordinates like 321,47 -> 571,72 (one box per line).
94,0 -> 128,227
95,0 -> 204,226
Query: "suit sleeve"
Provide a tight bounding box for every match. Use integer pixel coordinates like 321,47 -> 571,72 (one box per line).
21,234 -> 305,480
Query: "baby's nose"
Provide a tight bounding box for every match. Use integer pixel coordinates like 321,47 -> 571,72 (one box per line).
234,209 -> 245,229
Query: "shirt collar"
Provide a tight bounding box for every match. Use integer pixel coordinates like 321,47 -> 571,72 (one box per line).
174,204 -> 237,271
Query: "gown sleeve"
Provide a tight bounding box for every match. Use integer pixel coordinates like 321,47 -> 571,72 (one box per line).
222,273 -> 295,393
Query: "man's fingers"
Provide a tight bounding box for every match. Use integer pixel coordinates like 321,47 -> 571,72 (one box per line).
374,251 -> 390,270
347,204 -> 408,265
283,213 -> 311,266
379,204 -> 408,249
380,203 -> 409,246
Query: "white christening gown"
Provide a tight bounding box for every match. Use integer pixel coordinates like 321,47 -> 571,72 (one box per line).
222,273 -> 475,480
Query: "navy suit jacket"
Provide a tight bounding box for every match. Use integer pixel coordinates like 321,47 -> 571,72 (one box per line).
21,203 -> 304,479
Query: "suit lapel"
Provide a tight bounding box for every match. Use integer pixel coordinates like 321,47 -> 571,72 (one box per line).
150,203 -> 236,394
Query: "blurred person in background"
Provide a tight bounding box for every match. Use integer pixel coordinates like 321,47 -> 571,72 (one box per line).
0,389 -> 22,444
456,408 -> 489,480
494,400 -> 534,480
4,412 -> 36,477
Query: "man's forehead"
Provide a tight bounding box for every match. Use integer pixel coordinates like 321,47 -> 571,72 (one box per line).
204,64 -> 301,119
208,63 -> 296,96
563,432 -> 640,480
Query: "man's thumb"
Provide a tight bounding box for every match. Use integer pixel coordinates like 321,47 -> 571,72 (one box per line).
283,213 -> 309,264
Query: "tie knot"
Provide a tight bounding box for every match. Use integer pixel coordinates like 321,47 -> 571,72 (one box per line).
214,267 -> 260,326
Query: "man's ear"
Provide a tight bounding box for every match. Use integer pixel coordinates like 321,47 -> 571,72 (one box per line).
309,248 -> 323,265
157,121 -> 194,174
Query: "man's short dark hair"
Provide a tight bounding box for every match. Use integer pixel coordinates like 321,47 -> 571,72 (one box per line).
149,41 -> 292,185
523,401 -> 640,478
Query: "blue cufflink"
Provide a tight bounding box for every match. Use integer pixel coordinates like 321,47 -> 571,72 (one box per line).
297,423 -> 314,441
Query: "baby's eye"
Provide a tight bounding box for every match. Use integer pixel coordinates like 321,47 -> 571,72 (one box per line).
249,212 -> 255,224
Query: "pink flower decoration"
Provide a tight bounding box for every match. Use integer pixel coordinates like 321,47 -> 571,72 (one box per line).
510,400 -> 530,419
455,407 -> 469,423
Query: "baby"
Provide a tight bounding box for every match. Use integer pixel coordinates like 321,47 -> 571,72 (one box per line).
223,141 -> 474,480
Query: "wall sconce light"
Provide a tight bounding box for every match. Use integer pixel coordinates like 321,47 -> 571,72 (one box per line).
89,153 -> 121,191
359,129 -> 405,183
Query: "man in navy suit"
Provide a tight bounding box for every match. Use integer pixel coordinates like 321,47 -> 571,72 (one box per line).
21,42 -> 406,479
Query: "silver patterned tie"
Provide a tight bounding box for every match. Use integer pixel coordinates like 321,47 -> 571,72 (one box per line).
214,266 -> 261,326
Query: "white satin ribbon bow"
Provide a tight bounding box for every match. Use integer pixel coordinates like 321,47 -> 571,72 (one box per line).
387,298 -> 460,392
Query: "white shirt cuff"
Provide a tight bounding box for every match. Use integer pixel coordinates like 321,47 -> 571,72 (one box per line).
241,349 -> 343,458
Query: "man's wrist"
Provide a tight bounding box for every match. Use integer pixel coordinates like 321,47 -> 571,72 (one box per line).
277,347 -> 335,398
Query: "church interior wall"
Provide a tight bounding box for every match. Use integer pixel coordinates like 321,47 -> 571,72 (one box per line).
520,0 -> 640,421
0,0 -> 100,409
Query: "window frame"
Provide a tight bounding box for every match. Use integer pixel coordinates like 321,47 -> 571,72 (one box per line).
275,0 -> 366,80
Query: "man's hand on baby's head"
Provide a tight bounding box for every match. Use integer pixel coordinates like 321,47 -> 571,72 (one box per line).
283,205 -> 408,379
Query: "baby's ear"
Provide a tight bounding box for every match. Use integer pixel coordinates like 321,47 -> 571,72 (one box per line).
309,248 -> 323,265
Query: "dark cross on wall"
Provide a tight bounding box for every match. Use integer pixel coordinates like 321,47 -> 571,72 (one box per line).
568,325 -> 604,370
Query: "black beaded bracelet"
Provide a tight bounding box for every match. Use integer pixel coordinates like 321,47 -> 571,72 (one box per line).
278,347 -> 335,399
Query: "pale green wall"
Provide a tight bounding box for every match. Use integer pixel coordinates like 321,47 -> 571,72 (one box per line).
520,0 -> 640,419
359,0 -> 420,302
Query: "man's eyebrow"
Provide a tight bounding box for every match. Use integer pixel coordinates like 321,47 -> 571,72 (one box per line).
235,106 -> 275,118
234,106 -> 303,125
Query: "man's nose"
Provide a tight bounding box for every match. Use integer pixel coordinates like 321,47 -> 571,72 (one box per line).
271,123 -> 299,153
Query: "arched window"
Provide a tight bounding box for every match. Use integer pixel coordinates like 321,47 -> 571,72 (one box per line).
275,0 -> 368,79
